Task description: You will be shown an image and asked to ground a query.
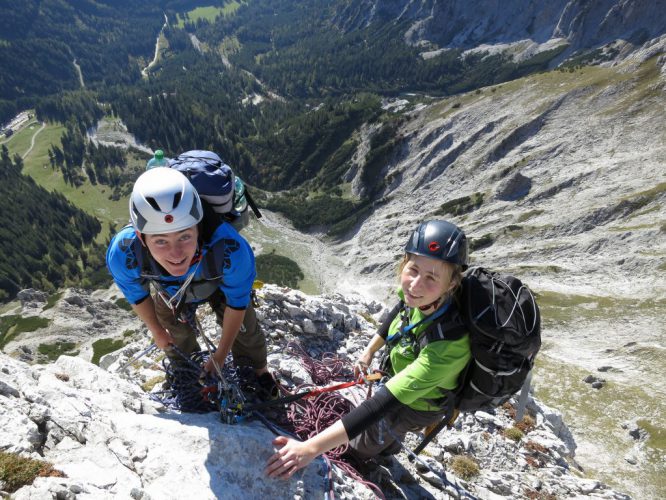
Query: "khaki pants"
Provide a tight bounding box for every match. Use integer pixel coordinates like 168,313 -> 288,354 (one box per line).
153,292 -> 267,370
348,403 -> 449,460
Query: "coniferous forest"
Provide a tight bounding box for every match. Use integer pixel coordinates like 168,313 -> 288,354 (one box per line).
0,146 -> 105,302
0,0 -> 571,301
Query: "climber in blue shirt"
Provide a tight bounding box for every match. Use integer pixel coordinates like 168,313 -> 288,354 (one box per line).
106,167 -> 277,397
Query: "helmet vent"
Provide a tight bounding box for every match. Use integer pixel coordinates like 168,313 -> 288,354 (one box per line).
145,197 -> 161,211
172,192 -> 182,209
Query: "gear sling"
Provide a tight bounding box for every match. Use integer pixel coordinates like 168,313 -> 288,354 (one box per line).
131,235 -> 227,318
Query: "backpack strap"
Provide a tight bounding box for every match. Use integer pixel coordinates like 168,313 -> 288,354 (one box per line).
130,234 -> 226,308
413,300 -> 467,357
378,300 -> 404,340
131,237 -> 160,278
412,300 -> 469,415
198,237 -> 226,280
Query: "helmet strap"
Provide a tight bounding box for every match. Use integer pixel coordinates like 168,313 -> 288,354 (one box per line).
135,231 -> 146,247
419,297 -> 443,312
190,245 -> 202,265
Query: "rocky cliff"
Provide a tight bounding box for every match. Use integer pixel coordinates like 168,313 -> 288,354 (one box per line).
336,0 -> 666,62
0,285 -> 631,499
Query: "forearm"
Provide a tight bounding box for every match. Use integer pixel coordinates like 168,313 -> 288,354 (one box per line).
341,386 -> 401,440
305,420 -> 350,456
214,307 -> 245,360
363,334 -> 386,359
132,298 -> 167,335
131,297 -> 173,349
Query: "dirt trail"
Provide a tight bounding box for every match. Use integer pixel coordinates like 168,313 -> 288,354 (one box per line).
142,14 -> 169,78
22,122 -> 46,159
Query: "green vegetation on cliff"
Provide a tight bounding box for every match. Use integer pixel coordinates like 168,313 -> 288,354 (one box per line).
0,145 -> 106,302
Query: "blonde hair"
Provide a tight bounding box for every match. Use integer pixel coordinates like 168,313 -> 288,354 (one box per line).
399,253 -> 464,302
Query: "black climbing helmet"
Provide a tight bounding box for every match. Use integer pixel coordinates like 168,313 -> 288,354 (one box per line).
405,220 -> 468,269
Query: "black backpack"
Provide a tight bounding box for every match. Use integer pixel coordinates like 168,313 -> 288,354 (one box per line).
384,266 -> 541,456
455,266 -> 541,412
382,266 -> 541,415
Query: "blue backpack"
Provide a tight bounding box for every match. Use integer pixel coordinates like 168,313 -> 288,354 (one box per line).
168,150 -> 261,234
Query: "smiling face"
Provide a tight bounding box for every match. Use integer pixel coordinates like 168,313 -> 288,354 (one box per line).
143,226 -> 199,276
400,253 -> 455,312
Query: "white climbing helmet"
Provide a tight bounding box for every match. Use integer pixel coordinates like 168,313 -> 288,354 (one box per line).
129,167 -> 203,234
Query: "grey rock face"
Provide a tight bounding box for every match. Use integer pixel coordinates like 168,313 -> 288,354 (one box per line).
338,0 -> 666,62
495,171 -> 532,201
16,289 -> 48,305
0,284 -> 631,500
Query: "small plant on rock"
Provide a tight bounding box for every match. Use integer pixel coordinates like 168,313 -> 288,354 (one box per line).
524,488 -> 557,500
515,414 -> 536,433
449,454 -> 480,480
503,426 -> 525,442
91,338 -> 125,365
141,376 -> 165,392
357,311 -> 378,326
0,451 -> 66,493
114,298 -> 132,311
525,440 -> 548,454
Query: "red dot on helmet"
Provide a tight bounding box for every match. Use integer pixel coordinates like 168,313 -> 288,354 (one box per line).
164,215 -> 174,223
428,242 -> 441,252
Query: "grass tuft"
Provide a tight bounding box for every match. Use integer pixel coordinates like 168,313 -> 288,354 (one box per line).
37,342 -> 77,362
43,291 -> 64,311
0,451 -> 66,493
435,192 -> 484,217
114,298 -> 132,311
357,311 -> 378,326
141,375 -> 165,392
515,414 -> 536,434
449,454 -> 480,480
503,426 -> 525,442
1,315 -> 52,349
15,316 -> 50,334
91,338 -> 125,366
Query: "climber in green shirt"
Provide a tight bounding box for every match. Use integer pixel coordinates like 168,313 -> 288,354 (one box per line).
266,220 -> 472,477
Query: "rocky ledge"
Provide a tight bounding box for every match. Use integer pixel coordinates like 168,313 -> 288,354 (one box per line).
1,284 -> 630,499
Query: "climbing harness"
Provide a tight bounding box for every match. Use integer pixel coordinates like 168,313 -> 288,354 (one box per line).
153,258 -> 203,316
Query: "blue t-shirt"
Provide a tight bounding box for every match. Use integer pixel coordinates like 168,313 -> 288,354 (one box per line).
106,224 -> 256,309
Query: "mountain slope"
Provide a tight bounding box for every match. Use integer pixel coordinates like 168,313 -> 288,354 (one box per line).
337,0 -> 666,58
310,44 -> 666,499
0,146 -> 103,302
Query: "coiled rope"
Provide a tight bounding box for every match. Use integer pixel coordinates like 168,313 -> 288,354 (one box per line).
148,337 -> 385,498
281,342 -> 386,500
285,341 -> 349,384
